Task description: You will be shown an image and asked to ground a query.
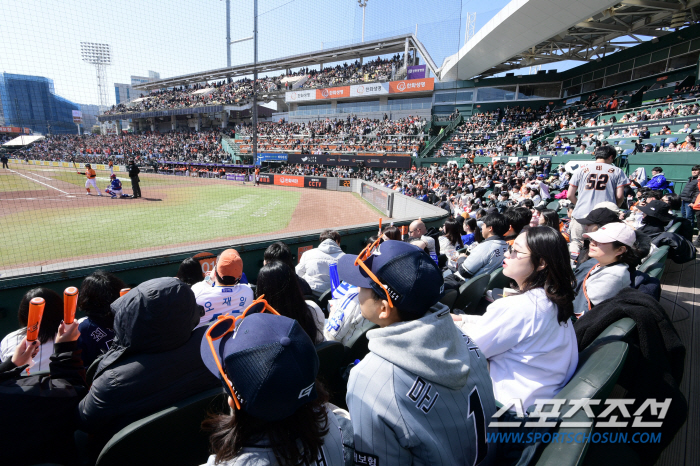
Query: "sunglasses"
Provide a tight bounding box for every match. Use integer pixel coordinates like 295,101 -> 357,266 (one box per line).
205,296 -> 280,410
354,237 -> 394,308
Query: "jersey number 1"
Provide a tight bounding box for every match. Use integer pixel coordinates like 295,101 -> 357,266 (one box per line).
468,386 -> 488,466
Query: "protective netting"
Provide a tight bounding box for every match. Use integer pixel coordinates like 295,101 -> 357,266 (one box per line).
0,0 -> 475,276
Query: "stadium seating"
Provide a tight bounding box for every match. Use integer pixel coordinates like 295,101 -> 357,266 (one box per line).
453,273 -> 491,314
95,387 -> 228,466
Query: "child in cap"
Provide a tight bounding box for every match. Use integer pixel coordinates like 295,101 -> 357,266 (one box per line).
191,249 -> 254,328
200,312 -> 348,466
573,222 -> 643,317
338,240 -> 497,466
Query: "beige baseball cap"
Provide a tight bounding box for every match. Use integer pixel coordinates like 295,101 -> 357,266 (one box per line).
583,222 -> 636,247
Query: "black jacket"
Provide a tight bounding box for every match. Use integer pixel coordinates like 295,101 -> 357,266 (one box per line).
0,341 -> 87,466
652,231 -> 697,263
574,288 -> 686,465
127,163 -> 140,178
679,175 -> 698,202
77,278 -> 219,445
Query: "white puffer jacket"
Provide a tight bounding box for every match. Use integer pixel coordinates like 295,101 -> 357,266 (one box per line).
295,239 -> 345,292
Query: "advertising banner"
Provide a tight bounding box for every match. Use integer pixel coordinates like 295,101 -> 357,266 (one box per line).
226,174 -> 247,181
274,174 -> 304,187
316,86 -> 350,100
407,65 -> 427,79
304,176 -> 327,189
256,153 -> 288,164
389,78 -> 434,94
72,110 -> 83,124
284,90 -> 316,103
287,153 -> 411,169
349,82 -> 389,97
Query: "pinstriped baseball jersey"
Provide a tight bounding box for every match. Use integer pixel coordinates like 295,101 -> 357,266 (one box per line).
346,304 -> 497,466
570,162 -> 630,220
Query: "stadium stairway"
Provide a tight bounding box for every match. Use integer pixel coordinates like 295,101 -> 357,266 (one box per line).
221,135 -> 243,163
420,114 -> 463,157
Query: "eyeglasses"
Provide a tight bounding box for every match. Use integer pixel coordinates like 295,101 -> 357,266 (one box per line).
204,296 -> 280,410
507,245 -> 530,258
354,237 -> 394,308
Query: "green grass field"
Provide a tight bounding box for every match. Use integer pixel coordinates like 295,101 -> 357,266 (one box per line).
1,176 -> 301,268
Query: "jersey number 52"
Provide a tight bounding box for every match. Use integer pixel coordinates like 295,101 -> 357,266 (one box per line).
584,173 -> 609,191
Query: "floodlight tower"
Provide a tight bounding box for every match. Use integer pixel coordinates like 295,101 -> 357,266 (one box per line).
358,0 -> 369,42
80,42 -> 112,108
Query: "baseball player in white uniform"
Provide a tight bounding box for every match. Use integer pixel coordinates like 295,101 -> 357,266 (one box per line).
191,249 -> 254,328
567,145 -> 630,254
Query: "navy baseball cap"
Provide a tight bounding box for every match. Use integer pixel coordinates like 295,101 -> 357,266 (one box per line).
337,240 -> 444,318
200,313 -> 319,421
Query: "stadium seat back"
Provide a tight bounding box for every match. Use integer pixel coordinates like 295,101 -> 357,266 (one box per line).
636,246 -> 669,274
487,267 -> 511,291
533,341 -> 629,466
95,387 -> 227,466
315,341 -> 346,406
453,273 -> 491,314
546,200 -> 560,210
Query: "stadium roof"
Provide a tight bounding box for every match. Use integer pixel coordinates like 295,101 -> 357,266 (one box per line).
438,0 -> 700,81
2,135 -> 44,146
134,34 -> 439,91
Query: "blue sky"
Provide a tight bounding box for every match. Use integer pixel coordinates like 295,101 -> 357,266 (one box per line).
0,0 -> 586,106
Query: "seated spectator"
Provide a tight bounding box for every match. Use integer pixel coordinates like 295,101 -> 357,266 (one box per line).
296,230 -> 345,293
255,261 -> 324,343
200,313 -> 347,465
573,223 -> 643,317
644,167 -> 669,191
637,200 -> 674,238
77,277 -> 220,451
538,208 -> 561,230
407,219 -> 436,254
0,288 -> 63,372
573,205 -> 624,278
454,226 -> 578,409
444,213 -> 509,290
462,217 -> 482,246
503,207 -> 532,244
439,217 -> 464,270
176,257 -> 206,286
0,320 -> 87,466
76,270 -> 126,368
191,249 -> 255,328
339,240 -> 498,465
380,225 -> 402,241
264,241 -> 313,296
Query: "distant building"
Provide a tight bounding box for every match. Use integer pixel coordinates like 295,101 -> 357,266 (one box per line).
77,103 -> 105,129
114,70 -> 160,104
0,72 -> 79,135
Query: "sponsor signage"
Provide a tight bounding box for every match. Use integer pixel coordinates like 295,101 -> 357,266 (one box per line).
0,126 -> 31,134
226,174 -> 247,181
407,65 -> 427,79
349,82 -> 389,97
287,153 -> 411,169
256,153 -> 288,164
284,78 -> 434,102
274,174 -> 304,187
72,110 -> 83,124
304,177 -> 327,189
297,245 -> 313,263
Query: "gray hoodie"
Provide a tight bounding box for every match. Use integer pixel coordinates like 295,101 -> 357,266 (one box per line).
346,303 -> 497,466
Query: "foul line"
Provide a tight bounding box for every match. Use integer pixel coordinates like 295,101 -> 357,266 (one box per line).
8,170 -> 71,195
24,170 -> 53,180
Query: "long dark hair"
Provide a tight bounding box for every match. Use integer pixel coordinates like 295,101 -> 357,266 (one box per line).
465,217 -> 484,243
78,271 -> 127,329
518,226 -> 576,324
382,226 -> 401,240
203,382 -> 329,465
539,209 -> 560,230
18,288 -> 64,344
442,217 -> 464,248
176,258 -> 204,286
255,261 -> 320,342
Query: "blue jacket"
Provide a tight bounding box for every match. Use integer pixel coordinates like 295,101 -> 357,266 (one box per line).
109,178 -> 122,190
645,173 -> 669,190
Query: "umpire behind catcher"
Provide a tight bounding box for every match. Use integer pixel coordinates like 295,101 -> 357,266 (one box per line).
127,159 -> 142,198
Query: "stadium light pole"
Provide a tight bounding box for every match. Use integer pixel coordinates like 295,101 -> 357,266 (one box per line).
358,0 -> 368,42
252,0 -> 258,168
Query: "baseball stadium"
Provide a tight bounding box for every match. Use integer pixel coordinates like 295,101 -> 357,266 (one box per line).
0,0 -> 698,465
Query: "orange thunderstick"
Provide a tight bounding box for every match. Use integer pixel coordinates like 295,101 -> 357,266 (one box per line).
120,288 -> 131,296
64,287 -> 79,324
27,297 -> 45,342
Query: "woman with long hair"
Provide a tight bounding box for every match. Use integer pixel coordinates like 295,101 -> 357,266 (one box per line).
0,288 -> 64,372
76,270 -> 126,368
453,226 -> 578,409
439,217 -> 465,270
255,261 -> 324,343
573,223 -> 643,318
201,314 -> 345,466
538,208 -> 561,230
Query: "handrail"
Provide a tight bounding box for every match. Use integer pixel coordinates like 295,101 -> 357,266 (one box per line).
419,114 -> 463,157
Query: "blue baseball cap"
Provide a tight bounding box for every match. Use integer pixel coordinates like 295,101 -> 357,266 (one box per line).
337,240 -> 444,318
200,313 -> 319,421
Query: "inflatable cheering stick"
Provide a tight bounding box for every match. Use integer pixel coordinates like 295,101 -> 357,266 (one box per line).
64,286 -> 79,324
27,297 -> 45,342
